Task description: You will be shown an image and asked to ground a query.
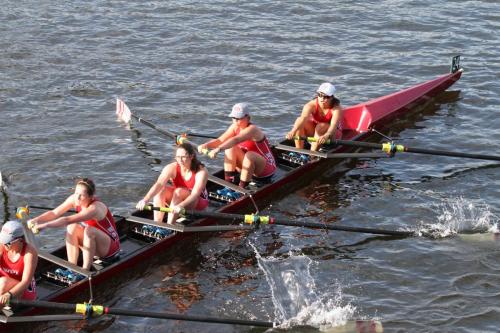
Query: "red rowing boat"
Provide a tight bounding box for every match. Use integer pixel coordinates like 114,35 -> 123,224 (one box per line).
2,57 -> 463,327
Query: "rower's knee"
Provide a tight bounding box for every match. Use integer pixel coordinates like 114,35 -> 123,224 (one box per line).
66,223 -> 78,233
83,226 -> 96,240
0,277 -> 8,293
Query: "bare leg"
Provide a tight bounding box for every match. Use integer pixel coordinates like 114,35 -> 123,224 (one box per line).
166,187 -> 196,224
294,119 -> 316,149
311,123 -> 329,151
66,224 -> 84,265
153,186 -> 174,223
224,146 -> 242,172
81,226 -> 112,270
0,276 -> 18,295
240,151 -> 268,182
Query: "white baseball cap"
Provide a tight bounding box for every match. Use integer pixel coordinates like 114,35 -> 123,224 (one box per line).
229,103 -> 250,119
316,82 -> 336,96
0,221 -> 24,244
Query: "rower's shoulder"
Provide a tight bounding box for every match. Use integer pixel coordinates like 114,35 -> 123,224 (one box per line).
303,99 -> 316,109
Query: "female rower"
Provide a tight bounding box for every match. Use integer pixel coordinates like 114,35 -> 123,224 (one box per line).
0,221 -> 37,308
136,143 -> 209,224
28,178 -> 120,271
286,82 -> 344,151
198,103 -> 276,189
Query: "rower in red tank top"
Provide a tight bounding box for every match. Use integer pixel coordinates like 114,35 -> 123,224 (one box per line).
199,103 -> 277,189
136,143 -> 209,224
76,199 -> 120,258
233,126 -> 276,178
287,82 -> 344,151
28,178 -> 121,270
172,163 -> 209,207
0,221 -> 38,307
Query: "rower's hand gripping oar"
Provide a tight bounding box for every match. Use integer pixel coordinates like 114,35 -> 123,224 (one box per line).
293,136 -> 500,161
143,206 -> 414,237
15,207 -> 39,246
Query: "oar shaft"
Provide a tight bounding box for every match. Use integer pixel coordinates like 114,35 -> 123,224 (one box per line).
402,146 -> 500,161
104,308 -> 274,327
11,299 -> 274,328
273,220 -> 413,237
297,136 -> 500,162
130,113 -> 177,140
186,132 -> 218,139
144,206 -> 412,236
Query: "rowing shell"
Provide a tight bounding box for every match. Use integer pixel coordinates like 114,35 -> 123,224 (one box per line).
4,57 -> 462,329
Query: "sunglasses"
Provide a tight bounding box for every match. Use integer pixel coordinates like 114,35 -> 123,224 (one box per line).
5,238 -> 21,248
317,93 -> 332,99
175,155 -> 190,160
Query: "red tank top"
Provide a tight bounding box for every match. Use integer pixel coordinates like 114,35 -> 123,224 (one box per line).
172,164 -> 208,199
77,199 -> 119,242
313,99 -> 333,123
233,127 -> 276,167
1,242 -> 27,280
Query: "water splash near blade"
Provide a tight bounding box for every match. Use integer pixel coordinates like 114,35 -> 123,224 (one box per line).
250,243 -> 360,330
417,197 -> 498,238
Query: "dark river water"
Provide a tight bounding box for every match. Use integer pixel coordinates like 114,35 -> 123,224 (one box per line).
1,1 -> 499,332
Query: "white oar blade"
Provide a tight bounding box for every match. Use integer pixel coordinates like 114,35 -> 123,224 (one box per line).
116,98 -> 132,124
0,171 -> 5,191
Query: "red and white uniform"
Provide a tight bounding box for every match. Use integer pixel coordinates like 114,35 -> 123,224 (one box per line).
313,99 -> 343,139
234,127 -> 276,178
77,200 -> 120,258
0,243 -> 36,300
172,163 -> 209,210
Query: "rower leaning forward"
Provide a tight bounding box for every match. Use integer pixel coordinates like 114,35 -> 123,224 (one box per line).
136,143 -> 209,224
199,103 -> 276,190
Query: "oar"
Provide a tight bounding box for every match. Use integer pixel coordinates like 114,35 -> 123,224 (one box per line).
116,99 -> 246,194
26,205 -> 125,220
116,98 -> 217,140
293,136 -> 500,161
143,206 -> 414,237
10,299 -> 275,328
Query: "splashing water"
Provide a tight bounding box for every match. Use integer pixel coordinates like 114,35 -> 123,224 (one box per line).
417,196 -> 498,238
250,243 -> 356,330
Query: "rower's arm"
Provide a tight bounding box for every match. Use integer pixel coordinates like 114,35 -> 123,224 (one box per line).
28,196 -> 74,224
325,105 -> 343,138
219,125 -> 257,150
288,102 -> 313,137
143,163 -> 176,202
37,203 -> 99,229
7,244 -> 38,297
202,126 -> 234,149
